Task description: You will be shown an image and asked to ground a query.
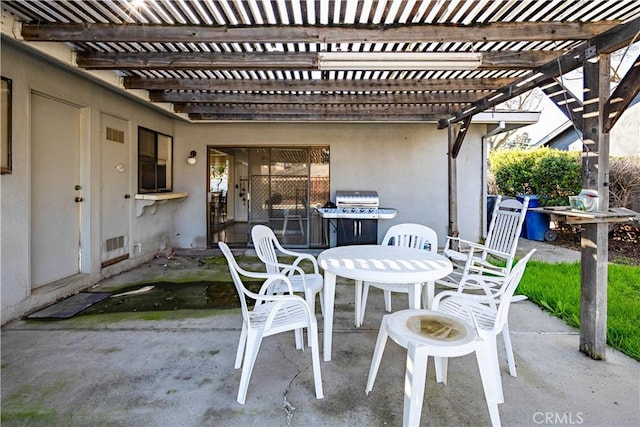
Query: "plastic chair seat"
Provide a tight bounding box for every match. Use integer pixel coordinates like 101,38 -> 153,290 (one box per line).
248,300 -> 312,333
366,309 -> 502,427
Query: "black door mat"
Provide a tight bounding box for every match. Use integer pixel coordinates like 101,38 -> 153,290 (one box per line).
27,292 -> 112,319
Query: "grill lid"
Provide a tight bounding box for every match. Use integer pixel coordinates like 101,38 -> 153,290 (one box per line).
336,190 -> 379,207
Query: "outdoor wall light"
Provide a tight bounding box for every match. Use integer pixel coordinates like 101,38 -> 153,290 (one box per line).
187,150 -> 197,166
317,52 -> 483,71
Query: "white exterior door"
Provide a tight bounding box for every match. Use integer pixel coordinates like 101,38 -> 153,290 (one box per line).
30,93 -> 82,288
100,113 -> 130,266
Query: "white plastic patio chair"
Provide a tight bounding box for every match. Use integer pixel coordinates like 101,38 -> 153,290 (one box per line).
251,224 -> 323,317
431,249 -> 536,403
359,223 -> 438,326
437,196 -> 529,294
218,242 -> 324,405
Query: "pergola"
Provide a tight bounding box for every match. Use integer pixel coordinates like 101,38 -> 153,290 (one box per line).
2,0 -> 639,360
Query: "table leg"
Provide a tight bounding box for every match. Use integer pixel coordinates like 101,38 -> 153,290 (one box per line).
365,315 -> 390,394
404,341 -> 429,427
323,271 -> 336,362
408,283 -> 422,309
354,279 -> 363,327
424,281 -> 435,309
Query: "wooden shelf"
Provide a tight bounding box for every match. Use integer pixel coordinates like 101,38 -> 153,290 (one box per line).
530,206 -> 640,224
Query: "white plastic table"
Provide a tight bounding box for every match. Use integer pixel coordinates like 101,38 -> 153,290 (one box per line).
317,244 -> 453,361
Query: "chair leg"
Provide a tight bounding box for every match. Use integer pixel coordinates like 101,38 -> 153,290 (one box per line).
403,341 -> 429,427
318,288 -> 325,318
366,315 -> 390,394
434,356 -> 449,384
308,321 -> 324,399
294,328 -> 303,350
237,331 -> 263,405
482,334 -> 504,404
502,323 -> 517,377
234,323 -> 248,369
474,343 -> 502,427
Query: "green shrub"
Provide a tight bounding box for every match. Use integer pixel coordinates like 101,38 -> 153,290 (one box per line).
489,147 -> 582,206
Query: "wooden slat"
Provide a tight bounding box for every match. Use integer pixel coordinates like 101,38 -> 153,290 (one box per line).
149,90 -> 485,104
125,77 -> 516,91
21,21 -> 620,43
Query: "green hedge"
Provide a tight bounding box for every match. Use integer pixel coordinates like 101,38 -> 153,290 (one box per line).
489,147 -> 582,206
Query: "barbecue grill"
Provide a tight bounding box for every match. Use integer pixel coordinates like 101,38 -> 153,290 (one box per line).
316,191 -> 398,246
316,191 -> 398,219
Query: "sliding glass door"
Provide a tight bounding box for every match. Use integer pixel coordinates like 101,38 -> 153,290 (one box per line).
208,146 -> 329,248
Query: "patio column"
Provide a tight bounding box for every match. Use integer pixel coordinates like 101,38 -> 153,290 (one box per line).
447,123 -> 459,244
579,53 -> 610,360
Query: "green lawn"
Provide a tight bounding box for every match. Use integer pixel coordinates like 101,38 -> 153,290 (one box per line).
516,260 -> 640,361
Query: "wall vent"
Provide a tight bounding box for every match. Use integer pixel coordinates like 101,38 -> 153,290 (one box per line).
106,127 -> 125,144
105,235 -> 125,252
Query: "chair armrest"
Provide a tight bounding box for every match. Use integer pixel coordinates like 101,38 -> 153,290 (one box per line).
277,247 -> 320,274
466,241 -> 511,260
246,274 -> 295,301
261,259 -> 311,288
457,275 -> 501,306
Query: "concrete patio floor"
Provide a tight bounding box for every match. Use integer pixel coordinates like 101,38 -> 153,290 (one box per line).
2,239 -> 638,426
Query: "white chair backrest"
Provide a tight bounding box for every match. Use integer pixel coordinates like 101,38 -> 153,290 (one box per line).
382,223 -> 438,253
218,241 -> 253,326
251,224 -> 282,275
485,197 -> 529,259
493,249 -> 536,331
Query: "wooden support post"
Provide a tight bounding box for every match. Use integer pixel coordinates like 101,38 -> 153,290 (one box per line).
579,53 -> 610,360
448,124 -> 460,248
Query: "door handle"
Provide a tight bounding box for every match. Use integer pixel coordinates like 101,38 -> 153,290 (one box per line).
124,194 -> 131,199
75,197 -> 83,203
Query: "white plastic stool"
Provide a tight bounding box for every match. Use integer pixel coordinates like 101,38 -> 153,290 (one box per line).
366,309 -> 502,427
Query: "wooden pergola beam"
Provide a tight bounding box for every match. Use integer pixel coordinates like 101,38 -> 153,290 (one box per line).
125,77 -> 516,92
150,90 -> 483,105
21,21 -> 619,43
174,103 -> 457,115
450,116 -> 473,159
188,113 -> 443,121
441,17 -> 640,127
77,50 -> 559,70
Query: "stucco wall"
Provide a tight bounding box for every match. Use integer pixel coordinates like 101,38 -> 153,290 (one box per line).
172,121 -> 485,249
0,40 -> 179,323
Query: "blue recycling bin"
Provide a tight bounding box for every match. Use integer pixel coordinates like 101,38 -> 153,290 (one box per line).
517,195 -> 550,241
